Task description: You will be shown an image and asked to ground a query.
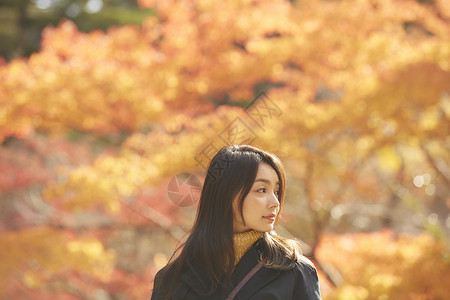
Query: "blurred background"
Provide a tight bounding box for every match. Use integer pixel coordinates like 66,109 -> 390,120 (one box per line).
0,0 -> 449,299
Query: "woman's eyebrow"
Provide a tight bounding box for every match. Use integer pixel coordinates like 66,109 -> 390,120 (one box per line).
254,179 -> 280,185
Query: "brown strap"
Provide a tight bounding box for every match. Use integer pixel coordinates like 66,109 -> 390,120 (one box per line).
226,262 -> 263,300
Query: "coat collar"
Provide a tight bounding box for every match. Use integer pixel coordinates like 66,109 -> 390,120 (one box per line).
230,239 -> 280,299
176,238 -> 281,299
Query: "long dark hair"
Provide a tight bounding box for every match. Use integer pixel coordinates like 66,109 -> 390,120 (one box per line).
155,145 -> 305,298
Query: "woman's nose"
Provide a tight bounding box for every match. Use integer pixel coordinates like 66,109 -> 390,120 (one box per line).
268,192 -> 279,209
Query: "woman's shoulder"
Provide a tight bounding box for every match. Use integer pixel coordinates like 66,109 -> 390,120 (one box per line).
295,255 -> 317,271
290,256 -> 321,299
153,264 -> 169,284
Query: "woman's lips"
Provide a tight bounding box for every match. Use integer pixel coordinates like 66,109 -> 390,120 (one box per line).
263,214 -> 276,222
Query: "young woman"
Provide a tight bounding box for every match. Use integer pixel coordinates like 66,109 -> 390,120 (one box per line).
151,145 -> 321,299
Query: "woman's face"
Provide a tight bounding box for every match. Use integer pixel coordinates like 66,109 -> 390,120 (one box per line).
233,163 -> 280,233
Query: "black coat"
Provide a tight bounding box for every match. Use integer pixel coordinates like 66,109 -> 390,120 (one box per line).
151,239 -> 321,300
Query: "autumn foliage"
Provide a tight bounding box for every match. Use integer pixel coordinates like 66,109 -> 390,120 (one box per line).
317,230 -> 450,300
0,0 -> 449,299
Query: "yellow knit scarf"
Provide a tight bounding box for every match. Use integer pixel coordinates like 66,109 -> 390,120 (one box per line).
233,230 -> 263,267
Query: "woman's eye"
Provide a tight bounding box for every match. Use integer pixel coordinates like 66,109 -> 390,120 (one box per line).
257,188 -> 266,193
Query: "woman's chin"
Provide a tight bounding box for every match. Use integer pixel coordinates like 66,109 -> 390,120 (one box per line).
256,224 -> 274,232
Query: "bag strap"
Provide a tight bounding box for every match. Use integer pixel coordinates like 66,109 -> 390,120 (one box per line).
226,262 -> 263,300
